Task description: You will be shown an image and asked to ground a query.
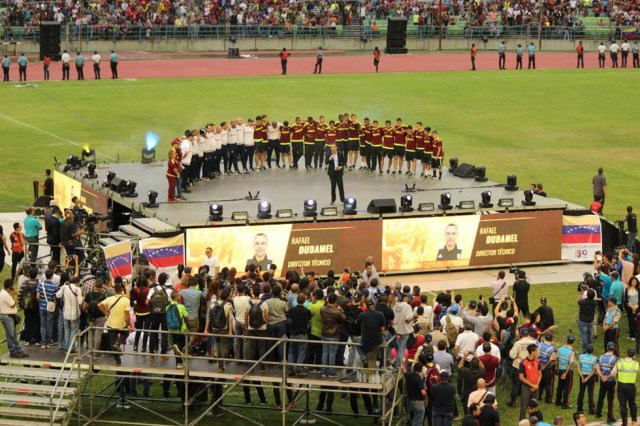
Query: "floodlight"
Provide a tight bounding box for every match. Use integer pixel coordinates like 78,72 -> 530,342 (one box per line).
103,171 -> 116,188
439,192 -> 452,210
66,155 -> 82,170
522,190 -> 536,206
276,209 -> 294,219
475,166 -> 488,182
343,197 -> 357,215
142,190 -> 159,208
321,207 -> 338,216
303,199 -> 318,217
449,157 -> 459,173
498,198 -> 515,208
81,146 -> 96,164
505,175 -> 519,191
231,211 -> 249,221
257,201 -> 272,219
122,180 -> 138,198
479,191 -> 493,208
418,202 -> 435,212
141,148 -> 156,164
457,200 -> 475,209
85,162 -> 97,179
208,203 -> 223,221
399,195 -> 414,212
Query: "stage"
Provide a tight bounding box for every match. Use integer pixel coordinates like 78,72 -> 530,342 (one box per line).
60,161 -> 579,229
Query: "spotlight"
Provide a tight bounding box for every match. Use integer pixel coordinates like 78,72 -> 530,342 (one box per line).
399,195 -> 414,212
103,171 -> 116,187
209,203 -> 223,221
479,191 -> 493,208
321,207 -> 338,216
141,147 -> 156,164
505,175 -> 519,191
276,209 -> 294,218
498,198 -> 515,208
66,155 -> 82,170
84,162 -> 97,179
418,202 -> 435,212
81,145 -> 96,164
122,180 -> 138,198
303,199 -> 318,217
142,131 -> 159,164
475,166 -> 488,182
343,197 -> 357,215
439,192 -> 452,210
257,201 -> 272,219
231,211 -> 249,221
457,200 -> 475,209
449,157 -> 459,173
142,190 -> 159,208
522,190 -> 536,206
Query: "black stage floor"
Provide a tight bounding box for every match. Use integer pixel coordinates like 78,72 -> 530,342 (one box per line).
64,162 -> 580,228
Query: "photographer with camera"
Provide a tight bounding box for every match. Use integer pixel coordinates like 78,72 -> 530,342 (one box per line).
513,270 -> 531,317
61,210 -> 85,263
0,279 -> 28,358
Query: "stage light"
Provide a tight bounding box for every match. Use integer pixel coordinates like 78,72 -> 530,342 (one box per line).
321,207 -> 338,216
257,201 -> 272,219
103,171 -> 116,188
276,209 -> 294,219
85,162 -> 97,179
439,192 -> 452,210
505,174 -> 519,191
457,200 -> 475,209
142,190 -> 159,208
81,145 -> 96,164
209,203 -> 223,221
231,211 -> 249,221
122,180 -> 138,198
522,190 -> 536,206
66,154 -> 82,170
110,177 -> 127,193
475,166 -> 488,182
498,198 -> 514,208
141,131 -> 159,164
141,148 -> 156,164
418,202 -> 435,212
449,157 -> 459,173
479,191 -> 494,208
303,199 -> 318,217
399,195 -> 414,212
343,197 -> 357,215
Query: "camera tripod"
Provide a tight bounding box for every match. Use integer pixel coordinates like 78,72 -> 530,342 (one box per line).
80,222 -> 104,269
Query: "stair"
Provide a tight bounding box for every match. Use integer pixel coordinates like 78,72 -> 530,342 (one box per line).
0,365 -> 84,426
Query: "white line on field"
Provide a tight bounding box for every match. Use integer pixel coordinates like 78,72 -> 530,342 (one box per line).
0,113 -> 116,161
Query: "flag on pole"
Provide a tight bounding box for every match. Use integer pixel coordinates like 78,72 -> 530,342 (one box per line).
103,240 -> 132,278
139,234 -> 185,268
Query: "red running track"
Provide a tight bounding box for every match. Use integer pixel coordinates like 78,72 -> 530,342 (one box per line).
10,52 -> 623,81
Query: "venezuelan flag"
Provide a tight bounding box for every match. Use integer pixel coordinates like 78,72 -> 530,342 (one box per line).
139,234 -> 185,268
104,240 -> 133,278
621,27 -> 638,40
562,215 -> 601,244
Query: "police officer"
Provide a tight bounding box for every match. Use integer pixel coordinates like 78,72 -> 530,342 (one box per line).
576,344 -> 598,414
538,333 -> 557,403
603,295 -> 622,356
595,341 -> 618,423
612,348 -> 638,426
555,335 -> 576,409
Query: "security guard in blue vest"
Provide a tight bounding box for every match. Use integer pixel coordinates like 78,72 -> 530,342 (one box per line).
555,335 -> 576,409
538,333 -> 557,403
577,344 -> 598,414
595,341 -> 618,422
612,348 -> 639,426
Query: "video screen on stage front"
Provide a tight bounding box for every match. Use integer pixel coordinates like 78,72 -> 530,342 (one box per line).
54,171 -> 109,231
185,210 -> 562,274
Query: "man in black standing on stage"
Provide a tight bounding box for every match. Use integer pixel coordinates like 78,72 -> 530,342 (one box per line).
326,144 -> 345,206
41,169 -> 54,206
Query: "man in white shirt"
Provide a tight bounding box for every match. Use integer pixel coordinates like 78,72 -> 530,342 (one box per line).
227,120 -> 241,174
0,280 -> 28,357
620,41 -> 630,67
180,131 -> 194,192
202,247 -> 220,277
232,283 -> 251,359
212,125 -> 223,176
56,277 -> 84,352
597,42 -> 606,68
61,50 -> 71,80
266,121 -> 282,169
203,124 -> 215,180
242,118 -> 255,171
91,51 -> 101,79
453,324 -> 480,362
220,121 -> 230,174
192,129 -> 205,182
610,40 -> 620,68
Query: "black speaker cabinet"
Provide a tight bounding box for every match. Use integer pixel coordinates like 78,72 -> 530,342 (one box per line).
453,163 -> 477,178
40,22 -> 61,60
386,17 -> 408,55
367,199 -> 397,214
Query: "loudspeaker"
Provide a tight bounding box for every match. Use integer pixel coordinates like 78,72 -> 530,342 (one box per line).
453,163 -> 477,178
367,199 -> 397,215
386,17 -> 408,55
109,177 -> 127,193
40,22 -> 61,60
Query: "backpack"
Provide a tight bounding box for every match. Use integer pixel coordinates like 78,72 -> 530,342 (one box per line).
344,303 -> 361,335
248,300 -> 265,329
424,365 -> 441,394
87,291 -> 106,319
166,303 -> 183,330
150,286 -> 170,314
406,333 -> 416,351
21,280 -> 38,310
445,315 -> 459,347
209,301 -> 228,331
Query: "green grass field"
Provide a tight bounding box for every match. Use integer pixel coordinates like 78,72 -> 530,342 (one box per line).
0,68 -> 638,218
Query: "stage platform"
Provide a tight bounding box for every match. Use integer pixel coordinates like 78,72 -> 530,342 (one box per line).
62,162 -> 581,228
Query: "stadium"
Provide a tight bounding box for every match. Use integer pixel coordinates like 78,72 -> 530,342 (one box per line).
0,0 -> 639,425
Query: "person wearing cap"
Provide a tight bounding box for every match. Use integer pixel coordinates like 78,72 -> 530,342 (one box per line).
444,303 -> 464,342
576,344 -> 598,414
392,291 -> 416,369
477,393 -> 500,425
415,332 -> 434,361
509,327 -> 539,408
603,295 -> 622,356
535,297 -> 555,332
518,344 -> 541,420
611,348 -> 638,426
595,341 -> 618,422
555,335 -> 576,409
538,333 -> 557,403
431,370 -> 456,426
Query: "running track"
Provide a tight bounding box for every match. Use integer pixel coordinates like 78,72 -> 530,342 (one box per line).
19,51 -> 629,81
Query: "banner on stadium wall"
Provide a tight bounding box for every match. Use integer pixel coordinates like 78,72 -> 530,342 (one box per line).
185,210 -> 562,274
561,214 -> 602,262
